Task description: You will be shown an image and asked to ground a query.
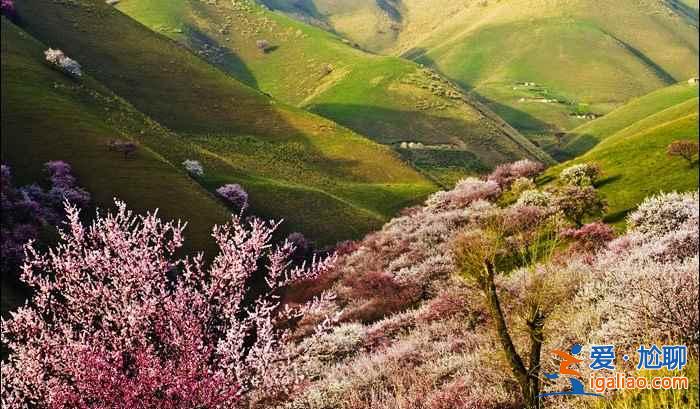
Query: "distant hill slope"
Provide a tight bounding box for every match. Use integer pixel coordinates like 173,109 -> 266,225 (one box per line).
561,82 -> 700,158
262,0 -> 699,141
116,0 -> 552,186
5,0 -> 436,247
546,82 -> 699,224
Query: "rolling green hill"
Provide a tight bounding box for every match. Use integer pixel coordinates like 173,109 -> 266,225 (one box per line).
1,18 -> 235,313
115,0 -> 552,185
262,0 -> 699,142
4,0 -> 438,248
1,18 -> 230,254
561,82 -> 700,158
546,82 -> 699,224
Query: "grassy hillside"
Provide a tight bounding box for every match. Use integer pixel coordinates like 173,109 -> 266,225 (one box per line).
264,0 -> 699,141
1,19 -> 231,254
10,0 -> 438,246
1,18 -> 235,313
545,82 -> 699,224
116,0 -> 552,185
562,82 -> 700,157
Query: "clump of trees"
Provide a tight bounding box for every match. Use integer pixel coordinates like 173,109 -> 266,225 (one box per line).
1,162 -> 90,275
279,156 -> 697,408
487,159 -> 546,189
216,183 -> 248,212
3,156 -> 696,408
1,201 -> 337,408
256,39 -> 271,53
516,189 -> 551,208
551,184 -> 606,226
667,140 -> 699,165
560,221 -> 615,254
44,48 -> 83,78
627,190 -> 698,237
425,177 -> 501,211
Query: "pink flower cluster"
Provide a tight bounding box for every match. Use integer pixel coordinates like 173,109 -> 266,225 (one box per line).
0,0 -> 14,18
216,183 -> 249,212
1,162 -> 90,275
1,201 -> 336,408
487,159 -> 545,188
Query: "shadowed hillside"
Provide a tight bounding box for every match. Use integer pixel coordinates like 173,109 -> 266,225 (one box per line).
8,0 -> 440,247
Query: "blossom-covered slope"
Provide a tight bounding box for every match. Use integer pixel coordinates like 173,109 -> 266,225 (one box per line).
280,164 -> 699,408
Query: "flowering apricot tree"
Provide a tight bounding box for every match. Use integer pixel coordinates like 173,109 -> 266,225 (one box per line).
44,49 -> 83,78
1,0 -> 14,18
1,201 -> 336,408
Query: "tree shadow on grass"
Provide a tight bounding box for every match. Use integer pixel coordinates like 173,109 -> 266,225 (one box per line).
604,208 -> 632,224
558,132 -> 599,158
537,174 -> 556,185
595,174 -> 622,188
185,26 -> 260,90
263,45 -> 280,54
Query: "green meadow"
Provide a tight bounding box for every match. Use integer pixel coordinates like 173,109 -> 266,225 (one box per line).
117,0 -> 551,183
546,83 -> 699,225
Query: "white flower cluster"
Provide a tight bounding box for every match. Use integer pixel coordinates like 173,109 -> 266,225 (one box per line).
627,190 -> 699,236
182,159 -> 204,177
516,189 -> 551,208
44,48 -> 82,78
560,163 -> 599,186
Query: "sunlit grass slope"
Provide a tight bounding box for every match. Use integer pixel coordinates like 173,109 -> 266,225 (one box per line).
117,0 -> 552,185
11,0 -> 437,246
263,0 -> 699,140
562,82 -> 700,157
546,83 -> 699,224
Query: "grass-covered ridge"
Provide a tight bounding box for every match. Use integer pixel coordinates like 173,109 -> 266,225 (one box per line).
116,0 -> 552,185
263,0 -> 699,140
562,82 -> 700,157
9,0 -> 440,246
546,82 -> 699,224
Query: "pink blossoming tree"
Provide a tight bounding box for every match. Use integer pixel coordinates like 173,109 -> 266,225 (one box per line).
1,0 -> 14,19
1,201 -> 336,408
